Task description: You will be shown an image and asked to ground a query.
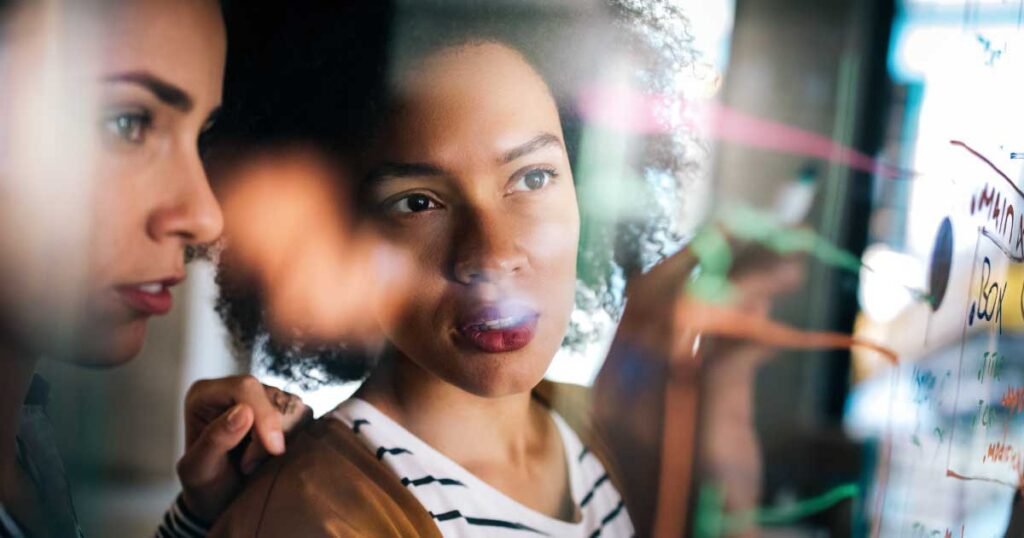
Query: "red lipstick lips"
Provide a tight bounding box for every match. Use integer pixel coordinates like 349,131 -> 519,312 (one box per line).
116,278 -> 182,316
456,303 -> 539,353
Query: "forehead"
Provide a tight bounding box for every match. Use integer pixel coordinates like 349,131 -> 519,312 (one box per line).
384,42 -> 564,161
99,0 -> 225,103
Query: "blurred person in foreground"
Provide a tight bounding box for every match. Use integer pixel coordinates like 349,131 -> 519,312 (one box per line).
0,1 -> 317,536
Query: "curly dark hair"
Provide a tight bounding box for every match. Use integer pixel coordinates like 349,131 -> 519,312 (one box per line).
210,0 -> 704,387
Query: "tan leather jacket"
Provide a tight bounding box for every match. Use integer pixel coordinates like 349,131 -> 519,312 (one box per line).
209,381 -> 626,537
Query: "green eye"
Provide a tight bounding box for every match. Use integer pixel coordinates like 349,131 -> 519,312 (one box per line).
103,111 -> 152,144
512,168 -> 557,192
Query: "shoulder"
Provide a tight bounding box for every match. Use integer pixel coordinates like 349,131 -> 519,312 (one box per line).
533,379 -> 593,438
534,380 -> 632,502
209,416 -> 440,538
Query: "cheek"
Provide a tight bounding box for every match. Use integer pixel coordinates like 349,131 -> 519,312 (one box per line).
376,224 -> 450,338
0,162 -> 149,351
533,213 -> 579,265
77,162 -> 158,358
525,196 -> 581,285
518,197 -> 580,347
87,153 -> 158,278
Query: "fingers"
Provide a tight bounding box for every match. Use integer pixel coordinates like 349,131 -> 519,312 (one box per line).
240,380 -> 287,457
179,374 -> 315,521
185,375 -> 286,456
240,386 -> 313,474
275,389 -> 315,432
177,404 -> 254,490
183,374 -> 263,446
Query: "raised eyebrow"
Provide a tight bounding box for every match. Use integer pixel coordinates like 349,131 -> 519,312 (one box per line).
499,133 -> 563,164
368,162 -> 447,182
102,71 -> 194,112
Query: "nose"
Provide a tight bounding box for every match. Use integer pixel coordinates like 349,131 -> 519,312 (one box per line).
146,143 -> 224,246
452,208 -> 528,285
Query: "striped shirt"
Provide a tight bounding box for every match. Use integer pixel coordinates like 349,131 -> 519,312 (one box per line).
329,398 -> 634,538
154,495 -> 211,538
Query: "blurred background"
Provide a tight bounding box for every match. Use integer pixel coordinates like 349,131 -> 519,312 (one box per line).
19,0 -> 1024,535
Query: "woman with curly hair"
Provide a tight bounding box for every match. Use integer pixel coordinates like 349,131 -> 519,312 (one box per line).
204,0 -> 720,535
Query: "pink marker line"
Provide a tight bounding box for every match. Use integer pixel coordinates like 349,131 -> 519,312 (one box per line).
577,86 -> 915,180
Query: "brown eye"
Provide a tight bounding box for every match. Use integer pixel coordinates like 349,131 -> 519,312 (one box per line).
390,193 -> 441,214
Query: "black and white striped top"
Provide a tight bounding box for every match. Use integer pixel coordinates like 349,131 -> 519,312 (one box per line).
330,399 -> 634,538
154,495 -> 211,538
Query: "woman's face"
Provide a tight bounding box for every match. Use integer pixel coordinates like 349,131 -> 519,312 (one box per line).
0,0 -> 225,365
369,42 -> 580,397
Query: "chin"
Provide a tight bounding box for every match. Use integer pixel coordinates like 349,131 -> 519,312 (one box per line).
71,319 -> 148,368
448,350 -> 552,398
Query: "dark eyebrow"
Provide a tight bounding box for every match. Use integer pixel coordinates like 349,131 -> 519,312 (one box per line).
368,162 -> 447,182
367,133 -> 563,182
500,133 -> 563,164
103,71 -> 194,112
